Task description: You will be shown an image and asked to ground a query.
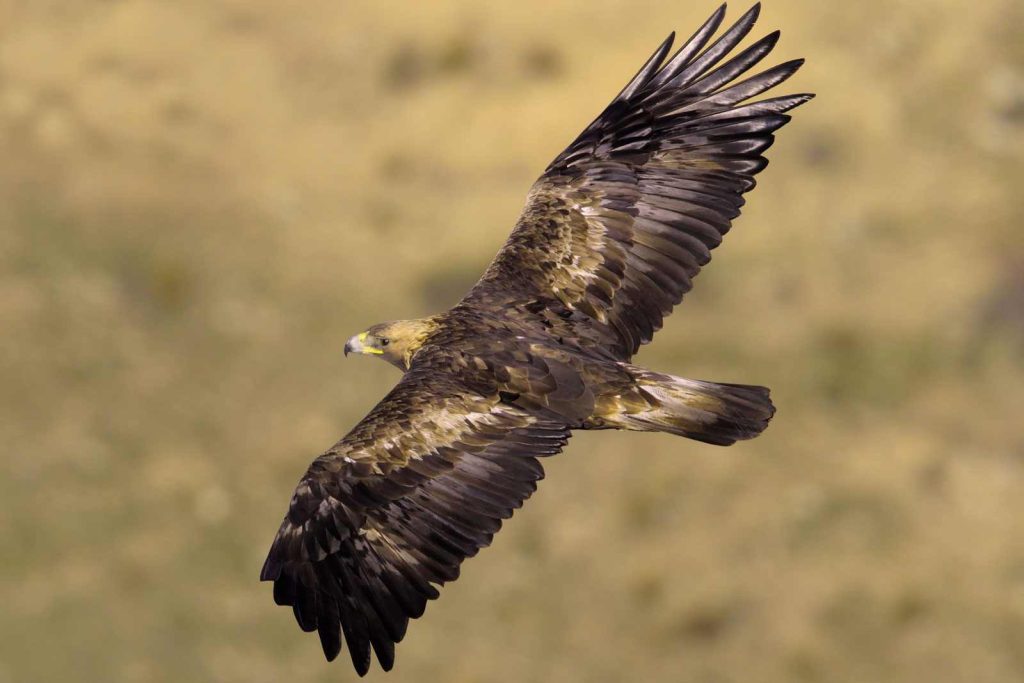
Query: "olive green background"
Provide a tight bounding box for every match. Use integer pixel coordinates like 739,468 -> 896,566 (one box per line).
2,1 -> 1023,681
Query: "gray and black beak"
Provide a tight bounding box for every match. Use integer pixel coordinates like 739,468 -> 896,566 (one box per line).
343,335 -> 360,356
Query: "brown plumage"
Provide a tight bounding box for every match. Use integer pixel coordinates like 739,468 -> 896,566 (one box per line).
261,4 -> 811,675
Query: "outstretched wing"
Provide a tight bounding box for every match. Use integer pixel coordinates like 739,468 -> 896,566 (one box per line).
466,3 -> 813,359
260,359 -> 570,676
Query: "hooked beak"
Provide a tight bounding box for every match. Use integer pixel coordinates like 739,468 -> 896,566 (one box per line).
343,334 -> 363,357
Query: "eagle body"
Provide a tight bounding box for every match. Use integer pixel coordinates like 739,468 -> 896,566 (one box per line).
262,4 -> 812,675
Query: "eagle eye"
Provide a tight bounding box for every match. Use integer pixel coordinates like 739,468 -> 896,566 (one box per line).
380,337 -> 390,347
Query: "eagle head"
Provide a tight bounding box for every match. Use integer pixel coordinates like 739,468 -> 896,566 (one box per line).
344,318 -> 438,370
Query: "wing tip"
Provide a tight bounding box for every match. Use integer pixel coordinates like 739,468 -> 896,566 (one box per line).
352,655 -> 371,677
736,2 -> 762,29
783,92 -> 814,110
376,648 -> 397,673
616,31 -> 677,102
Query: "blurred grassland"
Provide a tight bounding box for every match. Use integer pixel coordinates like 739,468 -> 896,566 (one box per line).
2,1 -> 1024,682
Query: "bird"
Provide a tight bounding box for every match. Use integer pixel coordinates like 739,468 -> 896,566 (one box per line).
261,3 -> 812,675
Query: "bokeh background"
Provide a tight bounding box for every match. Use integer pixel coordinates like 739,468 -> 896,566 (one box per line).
3,1 -> 1023,681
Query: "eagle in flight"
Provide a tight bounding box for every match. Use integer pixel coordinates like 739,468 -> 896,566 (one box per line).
261,3 -> 812,675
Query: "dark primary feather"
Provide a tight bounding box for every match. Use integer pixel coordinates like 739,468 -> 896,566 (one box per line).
468,2 -> 812,359
261,352 -> 572,675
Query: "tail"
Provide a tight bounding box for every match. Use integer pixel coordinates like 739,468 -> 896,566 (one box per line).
596,368 -> 776,446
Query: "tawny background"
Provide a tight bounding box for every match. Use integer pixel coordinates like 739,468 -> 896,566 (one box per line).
2,1 -> 1023,681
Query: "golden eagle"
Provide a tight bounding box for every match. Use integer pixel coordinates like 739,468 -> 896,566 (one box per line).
261,3 -> 811,675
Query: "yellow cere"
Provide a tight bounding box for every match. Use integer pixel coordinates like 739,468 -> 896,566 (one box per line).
358,331 -> 384,354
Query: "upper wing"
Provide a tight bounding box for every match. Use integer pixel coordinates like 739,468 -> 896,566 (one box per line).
260,360 -> 570,676
465,4 -> 813,359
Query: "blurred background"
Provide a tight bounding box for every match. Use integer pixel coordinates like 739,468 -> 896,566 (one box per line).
2,1 -> 1023,681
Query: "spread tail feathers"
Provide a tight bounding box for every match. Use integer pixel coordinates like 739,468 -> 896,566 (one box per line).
598,368 -> 776,446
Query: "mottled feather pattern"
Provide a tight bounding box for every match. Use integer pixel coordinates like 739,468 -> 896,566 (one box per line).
261,346 -> 578,674
263,4 -> 809,675
472,2 -> 811,358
